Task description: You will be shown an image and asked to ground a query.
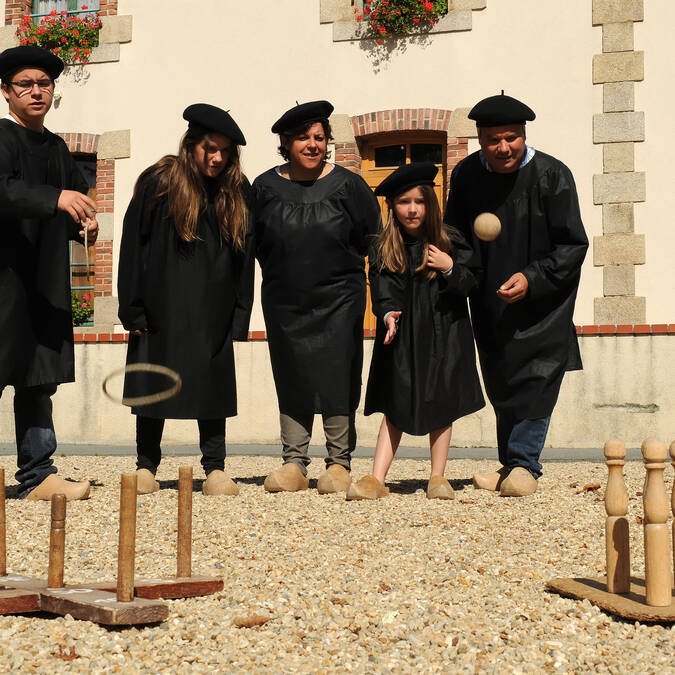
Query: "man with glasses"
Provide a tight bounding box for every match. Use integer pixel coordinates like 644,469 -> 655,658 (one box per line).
0,46 -> 98,500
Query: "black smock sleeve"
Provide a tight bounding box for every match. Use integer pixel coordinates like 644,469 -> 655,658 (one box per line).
117,177 -> 156,332
344,171 -> 382,255
64,150 -> 91,243
443,162 -> 484,290
231,215 -> 254,341
520,165 -> 588,301
367,234 -> 406,321
0,133 -> 60,220
438,228 -> 479,297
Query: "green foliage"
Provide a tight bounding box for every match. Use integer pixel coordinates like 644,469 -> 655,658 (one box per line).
16,7 -> 101,65
71,291 -> 93,326
356,0 -> 448,43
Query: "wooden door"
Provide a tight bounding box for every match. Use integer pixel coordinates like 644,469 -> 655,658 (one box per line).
360,132 -> 446,332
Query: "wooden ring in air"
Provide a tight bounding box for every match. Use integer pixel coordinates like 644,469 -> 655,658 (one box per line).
102,363 -> 182,407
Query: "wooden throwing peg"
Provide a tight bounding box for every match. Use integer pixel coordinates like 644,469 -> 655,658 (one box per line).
47,494 -> 66,589
642,438 -> 672,606
177,466 -> 192,579
117,473 -> 138,603
604,439 -> 630,593
0,469 -> 6,577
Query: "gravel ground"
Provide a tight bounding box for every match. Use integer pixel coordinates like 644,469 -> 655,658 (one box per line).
0,454 -> 674,674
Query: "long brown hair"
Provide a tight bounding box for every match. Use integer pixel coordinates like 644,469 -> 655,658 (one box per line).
376,184 -> 452,279
133,126 -> 248,250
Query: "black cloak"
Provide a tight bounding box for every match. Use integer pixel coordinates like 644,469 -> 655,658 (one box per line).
445,150 -> 588,419
117,172 -> 254,419
365,230 -> 485,435
0,119 -> 88,388
253,165 -> 381,417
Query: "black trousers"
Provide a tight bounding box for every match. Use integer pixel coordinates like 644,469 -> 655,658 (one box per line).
135,416 -> 226,476
0,383 -> 59,498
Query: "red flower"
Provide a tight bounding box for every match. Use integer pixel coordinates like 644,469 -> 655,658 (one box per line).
61,36 -> 67,43
378,26 -> 386,34
424,1 -> 434,10
83,294 -> 90,300
53,47 -> 60,53
82,4 -> 88,8
413,17 -> 420,23
82,39 -> 88,45
356,14 -> 363,21
364,6 -> 370,13
61,10 -> 67,15
377,38 -> 382,45
19,39 -> 26,45
81,303 -> 88,308
50,9 -> 58,16
84,48 -> 91,54
72,29 -> 79,35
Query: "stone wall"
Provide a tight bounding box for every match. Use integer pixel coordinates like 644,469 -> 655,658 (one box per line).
592,0 -> 646,324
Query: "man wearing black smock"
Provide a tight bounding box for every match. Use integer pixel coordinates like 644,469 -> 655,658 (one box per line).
0,46 -> 98,500
445,94 -> 588,497
253,100 -> 381,494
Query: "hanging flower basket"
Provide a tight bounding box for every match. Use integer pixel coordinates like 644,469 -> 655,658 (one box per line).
15,7 -> 102,65
355,0 -> 448,44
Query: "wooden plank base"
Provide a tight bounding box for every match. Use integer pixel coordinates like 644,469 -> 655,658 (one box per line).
40,587 -> 168,625
547,576 -> 675,622
0,574 -> 168,625
0,588 -> 40,614
89,575 -> 224,599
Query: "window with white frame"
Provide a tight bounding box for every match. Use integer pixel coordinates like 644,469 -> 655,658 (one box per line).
31,1 -> 99,18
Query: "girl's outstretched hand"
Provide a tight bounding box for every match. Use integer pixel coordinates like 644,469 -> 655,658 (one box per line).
427,244 -> 453,272
384,311 -> 402,344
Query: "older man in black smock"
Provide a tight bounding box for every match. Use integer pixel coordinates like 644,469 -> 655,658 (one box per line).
0,46 -> 98,500
445,93 -> 588,497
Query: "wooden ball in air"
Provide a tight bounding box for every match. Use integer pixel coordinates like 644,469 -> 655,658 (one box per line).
473,212 -> 502,242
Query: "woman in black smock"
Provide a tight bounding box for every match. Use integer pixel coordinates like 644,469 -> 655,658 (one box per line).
253,100 -> 380,494
348,163 -> 484,501
118,104 -> 253,496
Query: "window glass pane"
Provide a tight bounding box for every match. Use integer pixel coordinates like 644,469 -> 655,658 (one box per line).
410,143 -> 443,164
33,1 -> 99,15
374,145 -> 406,167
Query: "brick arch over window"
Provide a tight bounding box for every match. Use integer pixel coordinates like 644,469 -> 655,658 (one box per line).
5,1 -> 117,25
57,131 -> 114,300
334,108 -> 469,198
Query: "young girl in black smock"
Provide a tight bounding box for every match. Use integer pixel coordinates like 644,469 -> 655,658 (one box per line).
347,163 -> 484,501
117,104 -> 254,497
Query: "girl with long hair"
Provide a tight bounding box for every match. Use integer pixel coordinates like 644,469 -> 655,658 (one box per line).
118,104 -> 254,496
347,162 -> 484,501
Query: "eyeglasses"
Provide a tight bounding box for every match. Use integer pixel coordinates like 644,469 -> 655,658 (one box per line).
7,79 -> 54,96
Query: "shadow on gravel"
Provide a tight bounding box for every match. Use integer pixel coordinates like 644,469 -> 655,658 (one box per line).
387,477 -> 473,494
234,475 -> 267,487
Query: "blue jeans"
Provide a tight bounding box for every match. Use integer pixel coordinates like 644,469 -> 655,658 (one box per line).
496,410 -> 551,479
0,384 -> 59,498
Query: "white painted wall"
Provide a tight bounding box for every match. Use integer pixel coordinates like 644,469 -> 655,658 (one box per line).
0,337 -> 672,448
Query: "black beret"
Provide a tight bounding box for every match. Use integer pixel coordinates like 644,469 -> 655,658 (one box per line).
0,45 -> 64,81
468,93 -> 535,128
375,162 -> 438,199
183,103 -> 246,146
271,100 -> 334,134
